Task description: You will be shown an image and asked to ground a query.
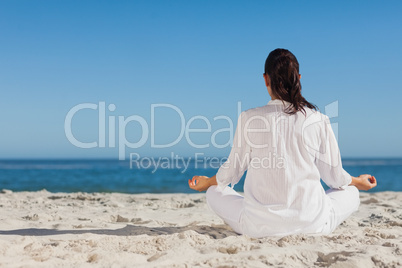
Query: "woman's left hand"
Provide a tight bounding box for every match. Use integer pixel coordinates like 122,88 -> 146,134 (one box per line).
188,176 -> 211,192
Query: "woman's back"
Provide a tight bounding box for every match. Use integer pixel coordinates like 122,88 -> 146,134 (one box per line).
217,99 -> 350,236
242,100 -> 337,236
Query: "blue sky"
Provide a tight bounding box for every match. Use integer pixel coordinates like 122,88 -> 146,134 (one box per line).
1,1 -> 401,159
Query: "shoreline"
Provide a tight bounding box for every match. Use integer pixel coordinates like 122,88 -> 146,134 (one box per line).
0,190 -> 401,267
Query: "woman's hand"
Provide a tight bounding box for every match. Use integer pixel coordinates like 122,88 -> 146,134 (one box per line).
188,176 -> 211,192
351,174 -> 377,191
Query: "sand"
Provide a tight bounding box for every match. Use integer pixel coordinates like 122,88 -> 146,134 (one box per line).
0,189 -> 401,268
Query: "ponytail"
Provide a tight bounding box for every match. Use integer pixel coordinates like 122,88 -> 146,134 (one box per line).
264,49 -> 317,115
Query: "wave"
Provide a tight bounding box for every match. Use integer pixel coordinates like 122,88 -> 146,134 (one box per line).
342,159 -> 402,166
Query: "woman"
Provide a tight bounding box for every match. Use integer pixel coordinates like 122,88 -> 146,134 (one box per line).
188,48 -> 377,238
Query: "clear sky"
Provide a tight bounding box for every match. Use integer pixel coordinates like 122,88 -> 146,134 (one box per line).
1,1 -> 401,159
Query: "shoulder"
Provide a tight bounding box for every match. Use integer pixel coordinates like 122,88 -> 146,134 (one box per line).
241,104 -> 275,118
235,105 -> 273,126
302,107 -> 329,122
300,108 -> 331,136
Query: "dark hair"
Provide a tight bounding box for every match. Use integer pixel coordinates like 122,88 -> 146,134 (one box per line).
264,48 -> 317,115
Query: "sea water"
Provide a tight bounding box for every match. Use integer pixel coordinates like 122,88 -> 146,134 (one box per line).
0,158 -> 401,193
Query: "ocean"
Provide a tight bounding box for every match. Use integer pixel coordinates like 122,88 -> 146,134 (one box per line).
0,158 -> 401,193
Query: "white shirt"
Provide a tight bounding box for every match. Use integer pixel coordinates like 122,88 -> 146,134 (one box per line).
216,99 -> 352,237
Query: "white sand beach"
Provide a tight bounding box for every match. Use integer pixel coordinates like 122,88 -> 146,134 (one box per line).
0,189 -> 401,267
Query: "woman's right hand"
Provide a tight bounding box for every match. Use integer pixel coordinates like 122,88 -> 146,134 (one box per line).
351,174 -> 377,191
188,176 -> 211,192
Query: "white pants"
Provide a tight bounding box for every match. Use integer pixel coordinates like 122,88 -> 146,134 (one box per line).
206,185 -> 360,236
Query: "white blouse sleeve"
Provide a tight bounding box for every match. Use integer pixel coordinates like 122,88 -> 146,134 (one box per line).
216,111 -> 250,190
315,115 -> 352,189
